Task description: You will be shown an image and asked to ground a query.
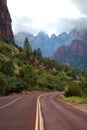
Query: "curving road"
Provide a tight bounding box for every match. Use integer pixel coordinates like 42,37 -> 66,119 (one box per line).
40,92 -> 87,130
0,92 -> 87,130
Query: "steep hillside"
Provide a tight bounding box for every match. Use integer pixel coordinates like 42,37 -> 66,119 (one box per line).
0,40 -> 18,60
0,38 -> 87,96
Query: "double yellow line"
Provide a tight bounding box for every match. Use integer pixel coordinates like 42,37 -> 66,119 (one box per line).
35,95 -> 44,130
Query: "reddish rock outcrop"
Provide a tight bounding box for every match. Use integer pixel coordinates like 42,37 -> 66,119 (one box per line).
0,0 -> 13,39
54,39 -> 87,58
53,37 -> 87,70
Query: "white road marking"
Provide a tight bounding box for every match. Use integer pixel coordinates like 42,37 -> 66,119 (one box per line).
0,96 -> 22,109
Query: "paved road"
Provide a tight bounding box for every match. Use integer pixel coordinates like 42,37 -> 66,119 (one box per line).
0,94 -> 40,130
0,92 -> 87,130
40,92 -> 87,130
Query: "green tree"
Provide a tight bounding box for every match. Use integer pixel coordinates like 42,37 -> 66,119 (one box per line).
33,48 -> 42,57
24,37 -> 32,56
20,65 -> 37,89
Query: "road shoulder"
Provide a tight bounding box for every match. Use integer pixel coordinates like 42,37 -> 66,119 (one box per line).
58,96 -> 87,113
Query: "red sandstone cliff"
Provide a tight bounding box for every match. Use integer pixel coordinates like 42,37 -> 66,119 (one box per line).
0,0 -> 13,39
53,34 -> 87,70
54,39 -> 87,58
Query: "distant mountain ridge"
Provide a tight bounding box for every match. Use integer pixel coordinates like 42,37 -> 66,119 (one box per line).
14,28 -> 84,57
53,32 -> 87,71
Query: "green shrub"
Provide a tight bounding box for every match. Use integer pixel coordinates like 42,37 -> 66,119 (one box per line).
15,58 -> 24,67
1,60 -> 14,76
19,65 -> 37,87
7,77 -> 27,94
65,82 -> 84,97
0,73 -> 9,95
16,52 -> 27,61
0,45 -> 11,55
0,73 -> 27,95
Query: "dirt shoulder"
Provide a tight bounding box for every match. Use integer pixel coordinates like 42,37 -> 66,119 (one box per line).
66,102 -> 87,113
58,96 -> 87,113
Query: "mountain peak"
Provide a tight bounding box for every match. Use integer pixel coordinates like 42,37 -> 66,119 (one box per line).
36,31 -> 49,38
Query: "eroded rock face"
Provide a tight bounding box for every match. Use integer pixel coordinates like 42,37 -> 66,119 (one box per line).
0,0 -> 13,39
53,38 -> 87,70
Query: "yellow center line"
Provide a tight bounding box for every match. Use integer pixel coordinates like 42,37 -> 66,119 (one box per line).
35,95 -> 44,130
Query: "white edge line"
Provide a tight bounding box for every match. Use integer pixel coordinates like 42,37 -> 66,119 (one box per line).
0,96 -> 22,109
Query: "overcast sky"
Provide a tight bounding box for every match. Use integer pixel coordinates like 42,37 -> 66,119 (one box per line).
7,0 -> 87,35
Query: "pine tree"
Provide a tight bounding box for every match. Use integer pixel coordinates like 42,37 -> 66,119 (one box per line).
24,37 -> 32,56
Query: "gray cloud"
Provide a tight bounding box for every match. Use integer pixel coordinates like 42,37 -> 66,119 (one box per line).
12,16 -> 39,35
48,17 -> 87,35
13,16 -> 87,35
71,0 -> 87,15
59,17 -> 87,31
73,17 -> 87,30
45,0 -> 87,34
12,0 -> 87,35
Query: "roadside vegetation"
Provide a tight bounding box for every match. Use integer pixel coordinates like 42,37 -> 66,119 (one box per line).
0,37 -> 87,96
64,96 -> 87,104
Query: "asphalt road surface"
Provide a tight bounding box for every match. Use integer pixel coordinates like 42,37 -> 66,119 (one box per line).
40,92 -> 87,130
0,94 -> 40,130
0,92 -> 87,130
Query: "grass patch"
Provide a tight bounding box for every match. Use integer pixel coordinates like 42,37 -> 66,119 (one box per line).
80,98 -> 87,104
64,96 -> 87,104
